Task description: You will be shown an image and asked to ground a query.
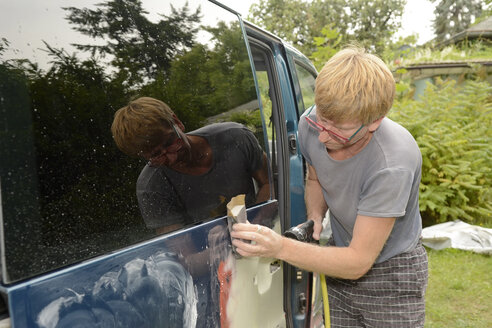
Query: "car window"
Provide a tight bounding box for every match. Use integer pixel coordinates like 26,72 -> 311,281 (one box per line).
0,0 -> 268,283
249,42 -> 280,200
294,63 -> 317,114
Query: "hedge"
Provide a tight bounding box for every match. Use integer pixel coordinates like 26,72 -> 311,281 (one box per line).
389,79 -> 492,226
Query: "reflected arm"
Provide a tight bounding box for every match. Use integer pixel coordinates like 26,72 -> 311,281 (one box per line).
252,152 -> 270,203
156,223 -> 183,235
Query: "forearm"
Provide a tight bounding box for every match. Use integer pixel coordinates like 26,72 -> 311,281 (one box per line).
255,182 -> 270,203
304,164 -> 328,240
231,216 -> 395,280
156,223 -> 183,235
253,152 -> 270,203
305,178 -> 328,221
277,237 -> 372,280
277,215 -> 396,279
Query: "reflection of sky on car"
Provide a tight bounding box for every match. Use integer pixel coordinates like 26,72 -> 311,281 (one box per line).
0,0 -> 237,70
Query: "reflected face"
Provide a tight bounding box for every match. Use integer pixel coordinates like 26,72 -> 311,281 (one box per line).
143,124 -> 186,167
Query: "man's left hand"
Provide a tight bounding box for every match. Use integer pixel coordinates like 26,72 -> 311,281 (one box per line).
231,223 -> 283,258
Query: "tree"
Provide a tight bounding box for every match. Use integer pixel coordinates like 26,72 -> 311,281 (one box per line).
0,38 -> 9,57
431,0 -> 484,40
347,0 -> 406,52
64,0 -> 201,85
248,0 -> 406,55
476,0 -> 492,23
310,24 -> 343,70
140,21 -> 257,130
248,0 -> 313,54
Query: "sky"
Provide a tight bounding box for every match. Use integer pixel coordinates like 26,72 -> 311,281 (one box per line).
0,0 -> 437,69
219,0 -> 437,45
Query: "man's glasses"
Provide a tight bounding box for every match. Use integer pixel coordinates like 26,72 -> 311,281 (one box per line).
305,115 -> 364,144
148,124 -> 182,165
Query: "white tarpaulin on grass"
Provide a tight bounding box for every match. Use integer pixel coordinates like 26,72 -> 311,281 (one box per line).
422,220 -> 492,254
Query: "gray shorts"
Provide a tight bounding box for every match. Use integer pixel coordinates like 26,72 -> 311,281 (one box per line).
326,242 -> 428,328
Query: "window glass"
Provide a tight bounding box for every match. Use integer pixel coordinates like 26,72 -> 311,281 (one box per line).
250,44 -> 278,199
294,63 -> 317,115
0,0 -> 266,282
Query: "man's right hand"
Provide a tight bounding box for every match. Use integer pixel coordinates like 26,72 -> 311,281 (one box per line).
309,217 -> 324,241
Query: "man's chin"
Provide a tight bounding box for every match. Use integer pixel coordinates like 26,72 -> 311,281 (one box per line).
324,142 -> 344,151
149,154 -> 178,167
169,152 -> 189,168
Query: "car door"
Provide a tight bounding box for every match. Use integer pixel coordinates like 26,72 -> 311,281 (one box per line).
283,47 -> 325,328
243,23 -> 319,328
0,0 -> 304,327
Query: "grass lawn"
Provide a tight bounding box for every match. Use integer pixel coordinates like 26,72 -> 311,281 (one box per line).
425,247 -> 492,327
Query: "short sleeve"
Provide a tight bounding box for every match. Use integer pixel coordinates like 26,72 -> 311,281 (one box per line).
298,110 -> 313,165
237,127 -> 264,173
358,168 -> 414,218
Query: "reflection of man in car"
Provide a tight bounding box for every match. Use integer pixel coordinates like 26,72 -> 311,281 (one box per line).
111,97 -> 270,234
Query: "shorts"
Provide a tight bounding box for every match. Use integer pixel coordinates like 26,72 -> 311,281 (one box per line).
325,242 -> 428,328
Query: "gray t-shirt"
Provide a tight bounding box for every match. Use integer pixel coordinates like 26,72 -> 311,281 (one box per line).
137,122 -> 264,229
299,107 -> 422,263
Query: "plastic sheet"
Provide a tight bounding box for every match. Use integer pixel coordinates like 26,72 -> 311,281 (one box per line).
421,220 -> 492,254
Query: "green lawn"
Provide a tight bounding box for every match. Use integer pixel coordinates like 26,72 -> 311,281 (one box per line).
425,248 -> 492,327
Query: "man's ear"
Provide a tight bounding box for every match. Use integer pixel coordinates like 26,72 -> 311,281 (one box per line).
367,116 -> 385,132
172,114 -> 185,131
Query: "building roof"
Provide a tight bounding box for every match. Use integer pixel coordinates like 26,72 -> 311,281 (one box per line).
405,59 -> 492,68
394,60 -> 492,83
439,16 -> 492,46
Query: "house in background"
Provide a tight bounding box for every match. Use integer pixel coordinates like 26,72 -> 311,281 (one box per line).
437,16 -> 492,47
395,16 -> 492,99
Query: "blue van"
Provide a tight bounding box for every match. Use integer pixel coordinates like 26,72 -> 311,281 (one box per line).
0,0 -> 321,327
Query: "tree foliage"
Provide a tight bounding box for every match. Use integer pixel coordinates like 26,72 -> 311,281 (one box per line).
248,0 -> 406,55
389,79 -> 492,226
140,21 -> 256,131
310,24 -> 343,70
475,0 -> 492,23
65,0 -> 201,85
248,0 -> 312,53
63,0 -> 255,130
431,0 -> 484,40
346,0 -> 407,52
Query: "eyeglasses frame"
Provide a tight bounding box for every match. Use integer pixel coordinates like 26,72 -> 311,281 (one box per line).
147,123 -> 183,164
304,107 -> 364,144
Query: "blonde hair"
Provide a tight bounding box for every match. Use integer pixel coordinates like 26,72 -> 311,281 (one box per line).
314,47 -> 395,124
111,97 -> 175,157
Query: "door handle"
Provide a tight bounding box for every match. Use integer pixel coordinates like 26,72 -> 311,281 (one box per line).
288,134 -> 297,154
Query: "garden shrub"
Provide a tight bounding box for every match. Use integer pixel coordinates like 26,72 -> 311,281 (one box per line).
389,79 -> 492,226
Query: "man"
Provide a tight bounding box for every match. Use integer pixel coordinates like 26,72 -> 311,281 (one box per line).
111,97 -> 269,234
231,47 -> 428,327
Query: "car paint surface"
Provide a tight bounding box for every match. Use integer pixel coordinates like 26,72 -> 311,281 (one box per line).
4,203 -> 280,327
